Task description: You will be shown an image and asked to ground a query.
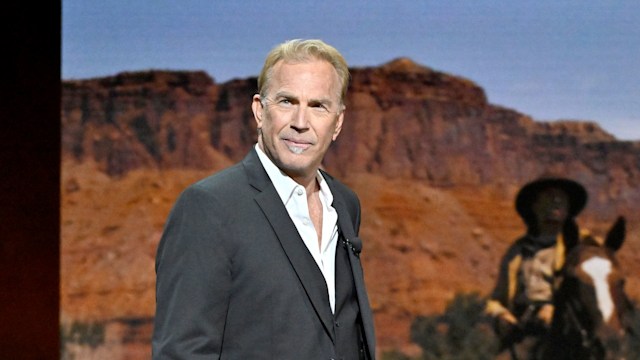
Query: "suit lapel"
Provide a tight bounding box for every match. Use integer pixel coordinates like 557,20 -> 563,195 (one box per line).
331,188 -> 377,358
243,149 -> 336,343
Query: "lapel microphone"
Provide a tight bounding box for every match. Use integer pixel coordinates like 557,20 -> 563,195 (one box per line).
342,237 -> 362,257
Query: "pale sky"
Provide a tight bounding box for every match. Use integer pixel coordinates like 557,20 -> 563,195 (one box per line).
62,0 -> 639,140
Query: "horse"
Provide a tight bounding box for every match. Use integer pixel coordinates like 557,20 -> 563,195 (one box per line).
538,216 -> 635,360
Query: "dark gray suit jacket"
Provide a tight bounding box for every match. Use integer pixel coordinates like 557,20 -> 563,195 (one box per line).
152,149 -> 376,359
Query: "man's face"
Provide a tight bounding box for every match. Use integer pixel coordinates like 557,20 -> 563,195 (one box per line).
532,187 -> 570,228
252,59 -> 344,182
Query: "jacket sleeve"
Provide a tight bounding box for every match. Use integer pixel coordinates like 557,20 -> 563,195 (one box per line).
486,258 -> 511,317
152,185 -> 230,359
486,242 -> 521,317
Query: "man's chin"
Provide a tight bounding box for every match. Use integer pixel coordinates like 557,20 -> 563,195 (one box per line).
541,219 -> 565,228
282,164 -> 310,176
278,161 -> 313,177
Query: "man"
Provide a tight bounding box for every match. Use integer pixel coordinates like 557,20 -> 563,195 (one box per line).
486,176 -> 588,358
152,39 -> 376,360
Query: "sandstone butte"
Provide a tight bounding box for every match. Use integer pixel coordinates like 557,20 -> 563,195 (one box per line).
61,58 -> 640,358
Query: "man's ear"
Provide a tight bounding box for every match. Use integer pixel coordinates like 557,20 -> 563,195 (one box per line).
251,94 -> 264,128
332,109 -> 345,141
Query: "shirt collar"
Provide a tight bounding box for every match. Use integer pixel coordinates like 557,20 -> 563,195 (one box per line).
255,144 -> 333,206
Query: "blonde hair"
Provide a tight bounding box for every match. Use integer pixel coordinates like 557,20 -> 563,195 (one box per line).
257,39 -> 349,105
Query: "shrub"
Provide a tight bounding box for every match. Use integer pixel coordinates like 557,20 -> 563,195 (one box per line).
60,320 -> 106,359
410,292 -> 499,360
380,349 -> 415,360
626,304 -> 640,358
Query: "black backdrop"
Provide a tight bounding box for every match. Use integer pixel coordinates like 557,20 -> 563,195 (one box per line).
1,1 -> 61,358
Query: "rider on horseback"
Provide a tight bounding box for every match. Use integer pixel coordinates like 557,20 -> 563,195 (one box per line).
485,176 -> 588,358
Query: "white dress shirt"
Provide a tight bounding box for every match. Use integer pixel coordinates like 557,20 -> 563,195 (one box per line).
255,144 -> 339,313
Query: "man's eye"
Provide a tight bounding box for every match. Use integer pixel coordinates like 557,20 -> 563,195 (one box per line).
278,99 -> 292,105
311,103 -> 329,112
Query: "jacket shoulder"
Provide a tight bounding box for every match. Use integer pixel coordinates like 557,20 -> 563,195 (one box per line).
321,170 -> 358,203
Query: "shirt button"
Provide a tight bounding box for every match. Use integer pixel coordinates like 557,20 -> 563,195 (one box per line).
296,188 -> 304,196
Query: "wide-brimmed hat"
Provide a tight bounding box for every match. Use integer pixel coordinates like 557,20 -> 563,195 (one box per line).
515,176 -> 588,224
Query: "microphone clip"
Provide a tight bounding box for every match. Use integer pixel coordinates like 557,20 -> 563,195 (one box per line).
342,237 -> 362,257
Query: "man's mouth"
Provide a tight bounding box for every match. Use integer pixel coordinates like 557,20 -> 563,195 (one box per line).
283,139 -> 312,154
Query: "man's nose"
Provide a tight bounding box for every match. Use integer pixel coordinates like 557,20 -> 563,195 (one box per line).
290,105 -> 309,129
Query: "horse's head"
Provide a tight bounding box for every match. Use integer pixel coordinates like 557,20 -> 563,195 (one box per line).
552,216 -> 632,359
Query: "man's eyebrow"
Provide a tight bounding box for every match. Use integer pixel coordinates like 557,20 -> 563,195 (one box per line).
272,91 -> 336,107
273,91 -> 297,100
309,97 -> 335,107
